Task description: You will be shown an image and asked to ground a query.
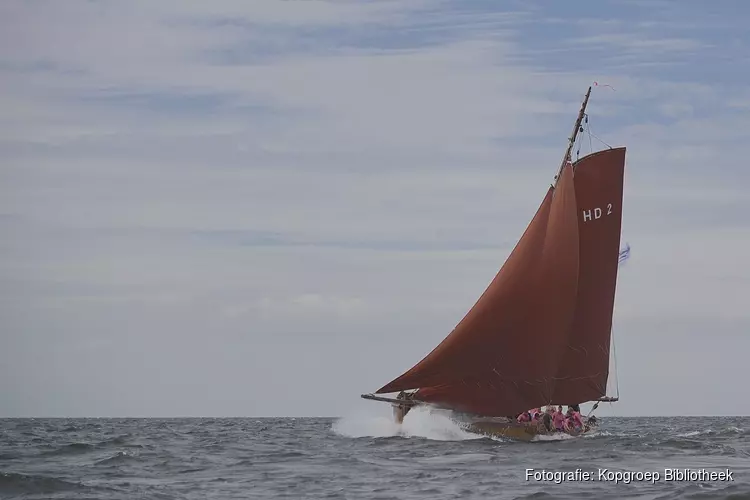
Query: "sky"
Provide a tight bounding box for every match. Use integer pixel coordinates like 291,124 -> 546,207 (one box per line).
1,0 -> 749,418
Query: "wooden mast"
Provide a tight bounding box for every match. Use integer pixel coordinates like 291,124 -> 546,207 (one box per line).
554,85 -> 592,185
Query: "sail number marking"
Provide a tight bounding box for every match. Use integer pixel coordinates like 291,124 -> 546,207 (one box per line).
582,203 -> 613,222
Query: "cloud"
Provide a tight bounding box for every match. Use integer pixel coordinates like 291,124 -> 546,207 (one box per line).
225,293 -> 368,320
1,0 -> 749,417
573,33 -> 708,55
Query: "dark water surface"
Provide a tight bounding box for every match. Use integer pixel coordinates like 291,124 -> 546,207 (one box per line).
1,411 -> 749,499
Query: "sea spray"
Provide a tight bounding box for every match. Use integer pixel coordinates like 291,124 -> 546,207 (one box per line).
332,406 -> 483,441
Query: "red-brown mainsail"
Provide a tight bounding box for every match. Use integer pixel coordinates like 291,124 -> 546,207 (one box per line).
550,147 -> 626,405
363,86 -> 626,420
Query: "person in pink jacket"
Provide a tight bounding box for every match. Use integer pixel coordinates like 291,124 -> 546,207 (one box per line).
566,407 -> 584,431
552,406 -> 566,431
517,411 -> 531,423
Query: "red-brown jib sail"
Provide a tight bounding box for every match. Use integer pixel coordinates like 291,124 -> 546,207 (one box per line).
365,86 -> 626,418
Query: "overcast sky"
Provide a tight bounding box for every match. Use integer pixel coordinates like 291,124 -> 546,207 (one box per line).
2,0 -> 749,418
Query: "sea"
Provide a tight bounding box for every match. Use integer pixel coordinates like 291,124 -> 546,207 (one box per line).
1,408 -> 748,500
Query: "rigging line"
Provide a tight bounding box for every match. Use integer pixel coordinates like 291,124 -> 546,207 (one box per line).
586,114 -> 593,154
586,120 -> 613,149
590,130 -> 613,149
613,328 -> 620,399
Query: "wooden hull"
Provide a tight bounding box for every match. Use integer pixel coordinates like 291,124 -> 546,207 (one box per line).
396,403 -> 594,441
461,417 -> 593,441
359,394 -> 596,440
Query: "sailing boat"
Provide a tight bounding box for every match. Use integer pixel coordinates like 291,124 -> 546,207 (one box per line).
361,86 -> 627,440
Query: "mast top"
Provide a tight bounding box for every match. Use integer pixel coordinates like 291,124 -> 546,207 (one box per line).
554,85 -> 592,184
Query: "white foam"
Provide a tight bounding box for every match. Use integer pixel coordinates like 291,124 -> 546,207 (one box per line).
332,406 -> 484,441
418,453 -> 494,464
531,432 -> 576,442
677,430 -> 701,437
583,429 -> 612,438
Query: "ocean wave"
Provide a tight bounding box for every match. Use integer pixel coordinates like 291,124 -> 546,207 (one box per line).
0,471 -> 88,496
94,450 -> 142,466
39,442 -> 95,456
